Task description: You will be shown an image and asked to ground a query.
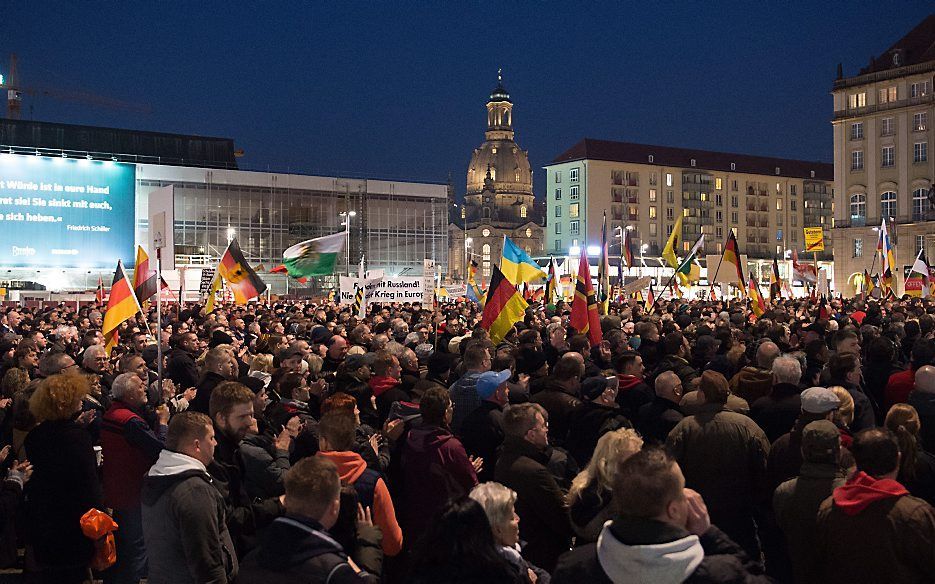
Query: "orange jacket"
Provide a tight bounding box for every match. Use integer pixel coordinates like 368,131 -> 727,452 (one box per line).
316,449 -> 403,556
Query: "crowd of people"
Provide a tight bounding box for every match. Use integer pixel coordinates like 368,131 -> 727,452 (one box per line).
0,293 -> 934,583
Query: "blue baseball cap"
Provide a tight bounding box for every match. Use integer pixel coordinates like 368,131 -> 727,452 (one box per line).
477,370 -> 511,399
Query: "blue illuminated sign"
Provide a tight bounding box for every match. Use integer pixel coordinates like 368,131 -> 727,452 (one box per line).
0,155 -> 135,269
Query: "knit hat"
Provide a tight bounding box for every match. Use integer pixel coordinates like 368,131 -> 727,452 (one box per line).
209,330 -> 234,348
580,376 -> 609,401
801,420 -> 841,463
699,370 -> 730,404
515,349 -> 547,376
801,387 -> 841,414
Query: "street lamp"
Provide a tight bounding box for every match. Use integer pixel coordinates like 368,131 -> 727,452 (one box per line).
226,227 -> 236,243
640,243 -> 649,280
340,211 -> 357,273
464,237 -> 473,283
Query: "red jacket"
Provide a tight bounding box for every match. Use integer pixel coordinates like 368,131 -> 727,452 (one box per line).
884,369 -> 916,411
101,401 -> 166,509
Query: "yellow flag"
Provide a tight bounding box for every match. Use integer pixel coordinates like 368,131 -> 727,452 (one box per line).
204,269 -> 223,313
663,215 -> 683,271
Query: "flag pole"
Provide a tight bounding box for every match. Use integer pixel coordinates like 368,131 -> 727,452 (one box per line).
156,247 -> 163,401
709,247 -> 727,300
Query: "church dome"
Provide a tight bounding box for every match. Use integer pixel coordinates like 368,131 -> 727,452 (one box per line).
466,72 -> 533,197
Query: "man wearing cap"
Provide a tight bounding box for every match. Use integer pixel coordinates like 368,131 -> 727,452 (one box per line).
565,377 -> 632,467
815,428 -> 935,583
766,387 -> 841,494
773,420 -> 846,584
667,370 -> 770,559
461,370 -> 510,482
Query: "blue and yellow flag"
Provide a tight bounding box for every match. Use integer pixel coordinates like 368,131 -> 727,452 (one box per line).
501,236 -> 546,285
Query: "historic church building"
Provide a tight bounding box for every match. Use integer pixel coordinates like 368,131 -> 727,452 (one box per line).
449,73 -> 544,283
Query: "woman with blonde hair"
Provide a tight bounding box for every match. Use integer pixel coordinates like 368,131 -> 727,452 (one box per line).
829,386 -> 855,449
24,373 -> 104,583
248,353 -> 275,389
885,403 -> 935,505
566,427 -> 643,543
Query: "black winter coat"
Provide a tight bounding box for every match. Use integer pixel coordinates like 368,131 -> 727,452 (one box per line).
564,401 -> 632,467
23,418 -> 104,568
238,515 -> 379,584
166,347 -> 199,391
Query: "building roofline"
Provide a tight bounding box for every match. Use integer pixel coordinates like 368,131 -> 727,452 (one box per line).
547,138 -> 833,181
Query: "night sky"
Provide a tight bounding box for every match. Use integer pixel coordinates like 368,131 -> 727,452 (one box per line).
4,3 -> 933,198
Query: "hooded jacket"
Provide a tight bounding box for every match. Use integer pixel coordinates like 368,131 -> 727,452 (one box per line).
399,423 -> 477,544
316,449 -> 403,557
238,515 -> 379,584
815,471 -> 935,583
729,366 -> 773,404
552,518 -> 770,584
141,450 -> 238,584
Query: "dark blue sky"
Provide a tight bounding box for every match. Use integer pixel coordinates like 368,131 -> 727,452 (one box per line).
4,3 -> 933,197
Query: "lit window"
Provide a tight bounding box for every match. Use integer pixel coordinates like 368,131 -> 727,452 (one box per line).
649,189 -> 657,202
853,238 -> 863,258
776,199 -> 783,211
461,208 -> 466,219
911,81 -> 931,98
878,86 -> 897,104
649,206 -> 657,219
848,92 -> 866,108
526,228 -> 532,237
914,112 -> 928,132
715,177 -> 723,190
482,228 -> 490,237
482,244 -> 491,278
520,205 -> 527,218
666,173 -> 673,187
569,203 -> 579,218
570,168 -> 579,182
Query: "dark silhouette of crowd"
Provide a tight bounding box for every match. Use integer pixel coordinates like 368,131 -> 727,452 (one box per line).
0,294 -> 934,583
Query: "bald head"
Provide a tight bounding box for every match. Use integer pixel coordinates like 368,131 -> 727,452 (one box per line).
654,371 -> 682,402
756,341 -> 780,370
916,365 -> 935,395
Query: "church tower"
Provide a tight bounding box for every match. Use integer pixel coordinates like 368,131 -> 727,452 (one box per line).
449,71 -> 542,282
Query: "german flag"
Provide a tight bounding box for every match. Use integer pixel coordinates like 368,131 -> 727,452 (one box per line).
480,265 -> 528,344
570,252 -> 602,346
646,280 -> 656,314
132,245 -> 159,306
623,227 -> 634,269
769,257 -> 782,303
102,260 -> 141,355
218,238 -> 267,304
721,231 -> 747,295
748,272 -> 766,319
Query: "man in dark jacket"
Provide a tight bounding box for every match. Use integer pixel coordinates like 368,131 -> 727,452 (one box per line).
650,332 -> 699,388
908,365 -> 935,451
208,382 -> 284,557
238,457 -> 380,583
750,355 -> 804,443
494,402 -> 572,573
815,427 -> 935,583
411,351 -> 452,401
729,340 -> 779,404
614,351 -> 653,420
553,447 -> 768,583
142,412 -> 238,584
667,370 -> 770,559
460,370 -> 510,482
190,345 -> 239,415
773,420 -> 846,584
565,376 -> 632,467
166,332 -> 200,392
637,371 -> 684,445
101,373 -> 169,584
448,345 -> 492,433
826,351 -> 876,432
530,353 -> 582,447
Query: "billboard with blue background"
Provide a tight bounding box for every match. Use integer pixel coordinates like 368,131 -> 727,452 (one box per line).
0,155 -> 135,269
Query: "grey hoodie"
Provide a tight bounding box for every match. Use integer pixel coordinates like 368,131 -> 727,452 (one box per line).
596,520 -> 704,584
142,450 -> 238,584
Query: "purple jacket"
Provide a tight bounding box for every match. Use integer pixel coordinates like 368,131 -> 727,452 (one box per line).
399,424 -> 477,544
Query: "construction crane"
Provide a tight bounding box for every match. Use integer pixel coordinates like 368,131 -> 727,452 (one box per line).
1,53 -> 151,120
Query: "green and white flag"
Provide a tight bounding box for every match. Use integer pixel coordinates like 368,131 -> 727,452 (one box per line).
283,231 -> 345,277
675,234 -> 704,285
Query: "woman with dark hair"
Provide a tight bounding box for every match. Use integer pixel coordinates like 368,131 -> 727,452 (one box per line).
409,497 -> 523,584
885,403 -> 935,506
